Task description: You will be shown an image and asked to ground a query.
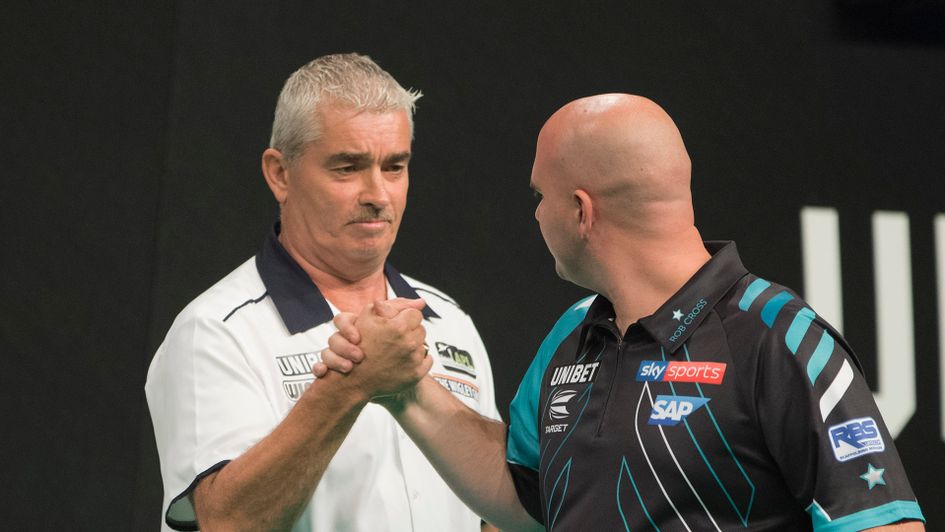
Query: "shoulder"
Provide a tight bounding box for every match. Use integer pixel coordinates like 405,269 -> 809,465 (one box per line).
715,273 -> 858,374
157,257 -> 268,354
530,295 -> 597,372
176,257 -> 268,325
399,273 -> 466,317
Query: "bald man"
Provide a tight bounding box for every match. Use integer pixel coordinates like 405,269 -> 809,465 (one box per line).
319,94 -> 925,531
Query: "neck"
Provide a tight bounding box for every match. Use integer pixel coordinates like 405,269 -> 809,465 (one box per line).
594,227 -> 710,334
279,234 -> 388,314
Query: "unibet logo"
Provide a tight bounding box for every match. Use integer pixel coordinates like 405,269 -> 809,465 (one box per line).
549,362 -> 601,386
636,360 -> 726,385
648,395 -> 710,426
829,417 -> 885,462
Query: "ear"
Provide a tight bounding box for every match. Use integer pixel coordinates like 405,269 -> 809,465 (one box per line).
261,148 -> 290,204
574,188 -> 594,239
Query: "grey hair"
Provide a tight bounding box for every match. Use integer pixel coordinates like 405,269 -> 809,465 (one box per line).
269,53 -> 422,163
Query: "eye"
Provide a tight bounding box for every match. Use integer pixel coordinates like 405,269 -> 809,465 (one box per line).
385,163 -> 406,174
532,189 -> 543,201
335,165 -> 359,175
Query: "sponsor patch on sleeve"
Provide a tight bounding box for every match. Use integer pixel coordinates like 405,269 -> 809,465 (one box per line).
828,417 -> 885,462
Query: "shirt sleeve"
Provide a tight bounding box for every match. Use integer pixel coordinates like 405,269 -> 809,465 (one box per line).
506,296 -> 595,524
754,305 -> 924,531
145,310 -> 278,531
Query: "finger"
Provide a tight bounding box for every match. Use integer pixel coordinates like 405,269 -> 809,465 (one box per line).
372,299 -> 399,319
328,333 -> 365,363
333,311 -> 361,344
417,346 -> 434,376
374,297 -> 426,318
390,307 -> 424,330
312,361 -> 329,377
321,348 -> 354,373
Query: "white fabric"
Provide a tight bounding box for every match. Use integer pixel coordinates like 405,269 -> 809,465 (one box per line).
145,257 -> 500,531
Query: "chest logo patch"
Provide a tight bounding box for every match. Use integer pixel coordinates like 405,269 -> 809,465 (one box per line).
829,417 -> 885,462
549,389 -> 578,420
636,360 -> 726,385
649,395 -> 710,425
275,352 -> 321,401
436,342 -> 477,378
549,361 -> 601,386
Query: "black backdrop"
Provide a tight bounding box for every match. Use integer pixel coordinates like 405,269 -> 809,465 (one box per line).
3,2 -> 943,529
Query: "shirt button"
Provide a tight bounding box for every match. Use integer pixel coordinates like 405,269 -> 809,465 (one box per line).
411,491 -> 419,500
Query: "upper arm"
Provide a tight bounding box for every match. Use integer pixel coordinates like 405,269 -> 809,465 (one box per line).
146,313 -> 276,529
750,306 -> 924,530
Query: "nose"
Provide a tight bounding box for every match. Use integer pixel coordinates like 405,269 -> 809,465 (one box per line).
359,166 -> 390,208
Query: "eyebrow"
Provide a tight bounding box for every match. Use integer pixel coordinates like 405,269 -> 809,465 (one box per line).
325,151 -> 412,167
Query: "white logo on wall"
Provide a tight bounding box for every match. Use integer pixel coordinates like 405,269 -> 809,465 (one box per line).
801,208 -> 945,441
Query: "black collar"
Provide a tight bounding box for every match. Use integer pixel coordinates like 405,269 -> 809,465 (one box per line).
583,241 -> 749,355
255,223 -> 439,335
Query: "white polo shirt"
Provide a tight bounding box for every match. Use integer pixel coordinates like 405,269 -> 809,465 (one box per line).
145,226 -> 500,531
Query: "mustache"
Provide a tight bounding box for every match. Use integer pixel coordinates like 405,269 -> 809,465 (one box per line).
348,208 -> 393,224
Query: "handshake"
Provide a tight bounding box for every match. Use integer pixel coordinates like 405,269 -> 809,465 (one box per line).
313,297 -> 432,403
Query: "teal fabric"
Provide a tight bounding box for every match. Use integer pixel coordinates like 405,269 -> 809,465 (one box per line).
506,296 -> 595,470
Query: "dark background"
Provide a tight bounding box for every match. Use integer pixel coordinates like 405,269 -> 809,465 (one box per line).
3,1 -> 943,529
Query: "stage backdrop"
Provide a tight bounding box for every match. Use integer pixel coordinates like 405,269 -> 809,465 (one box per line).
3,1 -> 943,529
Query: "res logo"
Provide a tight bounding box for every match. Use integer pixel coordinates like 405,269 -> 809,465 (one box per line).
648,395 -> 710,426
828,417 -> 886,462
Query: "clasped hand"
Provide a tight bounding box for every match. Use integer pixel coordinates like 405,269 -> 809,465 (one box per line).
313,298 -> 431,400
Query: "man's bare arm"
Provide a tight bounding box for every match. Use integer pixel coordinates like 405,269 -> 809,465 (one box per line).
863,521 -> 925,531
388,376 -> 543,532
192,302 -> 429,531
321,311 -> 543,532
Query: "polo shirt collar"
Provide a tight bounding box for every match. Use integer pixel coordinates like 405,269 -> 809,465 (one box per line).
638,241 -> 748,354
255,223 -> 438,335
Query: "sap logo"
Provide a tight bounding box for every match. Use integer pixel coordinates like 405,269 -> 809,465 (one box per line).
648,395 -> 710,426
636,361 -> 726,385
549,362 -> 601,386
829,417 -> 885,462
549,389 -> 578,421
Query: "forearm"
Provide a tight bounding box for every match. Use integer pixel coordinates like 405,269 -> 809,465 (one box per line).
863,521 -> 925,531
194,372 -> 367,531
390,377 -> 543,532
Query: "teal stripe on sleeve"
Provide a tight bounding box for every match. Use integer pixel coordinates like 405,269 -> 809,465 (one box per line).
739,278 -> 770,311
507,296 -> 595,470
806,331 -> 835,385
761,291 -> 794,327
808,500 -> 924,531
785,307 -> 816,354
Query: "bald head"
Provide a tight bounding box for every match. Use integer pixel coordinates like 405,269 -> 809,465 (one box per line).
532,94 -> 694,233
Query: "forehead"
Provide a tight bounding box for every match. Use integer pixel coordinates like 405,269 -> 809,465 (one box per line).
315,105 -> 412,148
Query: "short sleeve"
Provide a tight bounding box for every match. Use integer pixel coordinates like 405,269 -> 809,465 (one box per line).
506,296 -> 594,523
145,312 -> 278,530
754,309 -> 924,531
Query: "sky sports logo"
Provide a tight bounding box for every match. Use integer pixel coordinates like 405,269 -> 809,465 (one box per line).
636,360 -> 727,385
